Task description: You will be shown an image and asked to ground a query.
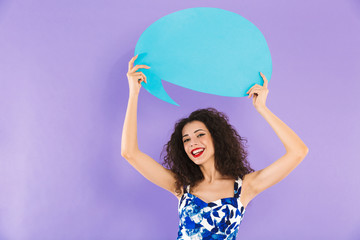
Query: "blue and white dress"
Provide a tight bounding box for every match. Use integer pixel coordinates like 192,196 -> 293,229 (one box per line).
177,176 -> 246,240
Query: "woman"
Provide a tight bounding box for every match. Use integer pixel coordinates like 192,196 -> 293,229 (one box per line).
121,54 -> 309,239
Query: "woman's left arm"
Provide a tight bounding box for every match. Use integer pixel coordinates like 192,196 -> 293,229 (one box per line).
246,72 -> 309,194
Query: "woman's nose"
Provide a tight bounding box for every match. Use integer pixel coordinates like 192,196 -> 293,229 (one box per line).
190,140 -> 199,146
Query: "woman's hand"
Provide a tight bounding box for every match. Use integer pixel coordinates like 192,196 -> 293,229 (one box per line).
246,72 -> 269,111
127,54 -> 151,96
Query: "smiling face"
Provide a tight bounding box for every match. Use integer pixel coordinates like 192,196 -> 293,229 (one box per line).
182,120 -> 215,165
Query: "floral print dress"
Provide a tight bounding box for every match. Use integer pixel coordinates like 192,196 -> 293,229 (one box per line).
177,176 -> 246,240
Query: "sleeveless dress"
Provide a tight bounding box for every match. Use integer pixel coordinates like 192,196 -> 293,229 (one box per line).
177,176 -> 246,240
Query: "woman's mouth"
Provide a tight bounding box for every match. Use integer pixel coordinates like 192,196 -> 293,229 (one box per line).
192,149 -> 204,158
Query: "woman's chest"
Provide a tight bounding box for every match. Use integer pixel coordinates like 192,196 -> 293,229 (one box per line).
190,181 -> 235,203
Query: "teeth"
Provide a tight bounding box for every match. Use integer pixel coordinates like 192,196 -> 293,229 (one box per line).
192,149 -> 204,155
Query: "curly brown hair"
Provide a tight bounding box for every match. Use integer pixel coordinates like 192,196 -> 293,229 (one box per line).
161,107 -> 255,197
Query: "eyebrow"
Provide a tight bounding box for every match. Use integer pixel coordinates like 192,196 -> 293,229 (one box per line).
182,129 -> 205,138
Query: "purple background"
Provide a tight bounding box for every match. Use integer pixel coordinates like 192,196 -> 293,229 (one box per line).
1,0 -> 359,239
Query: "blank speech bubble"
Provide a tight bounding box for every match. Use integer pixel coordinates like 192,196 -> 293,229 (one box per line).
134,7 -> 272,106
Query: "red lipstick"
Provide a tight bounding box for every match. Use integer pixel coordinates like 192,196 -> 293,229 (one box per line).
191,148 -> 205,158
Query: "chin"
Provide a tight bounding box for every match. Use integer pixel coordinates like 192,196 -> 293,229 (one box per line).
192,157 -> 205,164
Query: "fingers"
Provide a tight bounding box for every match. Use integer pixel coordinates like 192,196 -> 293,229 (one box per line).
247,88 -> 253,98
246,85 -> 257,97
259,72 -> 268,89
248,91 -> 259,99
248,90 -> 255,98
246,73 -> 268,99
135,72 -> 147,84
128,54 -> 151,73
128,54 -> 149,85
260,72 -> 267,80
131,65 -> 151,73
247,86 -> 261,98
142,72 -> 147,83
128,54 -> 138,72
139,72 -> 147,84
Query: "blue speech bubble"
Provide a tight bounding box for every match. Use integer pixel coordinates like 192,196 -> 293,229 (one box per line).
134,7 -> 272,106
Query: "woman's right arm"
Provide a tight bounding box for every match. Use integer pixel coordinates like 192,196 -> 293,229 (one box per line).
121,55 -> 182,199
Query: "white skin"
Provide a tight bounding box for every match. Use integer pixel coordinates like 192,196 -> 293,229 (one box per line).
182,120 -> 229,184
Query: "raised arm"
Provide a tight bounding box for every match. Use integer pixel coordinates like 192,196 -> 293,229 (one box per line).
121,55 -> 181,198
245,72 -> 309,195
121,54 -> 149,155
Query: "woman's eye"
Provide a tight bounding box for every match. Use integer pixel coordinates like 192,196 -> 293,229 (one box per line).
183,134 -> 204,143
